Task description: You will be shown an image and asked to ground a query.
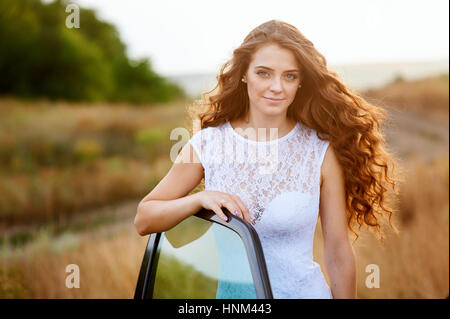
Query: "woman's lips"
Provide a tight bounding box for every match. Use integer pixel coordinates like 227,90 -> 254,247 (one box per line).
264,97 -> 284,103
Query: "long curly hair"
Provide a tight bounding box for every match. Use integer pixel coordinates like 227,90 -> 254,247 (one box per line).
188,19 -> 403,242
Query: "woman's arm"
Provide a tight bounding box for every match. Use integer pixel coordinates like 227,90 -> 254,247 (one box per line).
134,142 -> 205,235
135,141 -> 252,235
319,144 -> 357,299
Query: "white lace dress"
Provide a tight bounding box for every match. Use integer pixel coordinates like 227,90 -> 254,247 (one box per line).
188,121 -> 332,299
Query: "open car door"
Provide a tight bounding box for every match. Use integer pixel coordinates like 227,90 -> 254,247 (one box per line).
134,208 -> 273,299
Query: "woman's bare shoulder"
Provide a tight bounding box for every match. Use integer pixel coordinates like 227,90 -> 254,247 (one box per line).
321,144 -> 343,186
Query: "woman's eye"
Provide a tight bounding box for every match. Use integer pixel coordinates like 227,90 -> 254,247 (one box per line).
257,71 -> 297,80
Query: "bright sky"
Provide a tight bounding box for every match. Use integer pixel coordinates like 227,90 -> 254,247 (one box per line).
74,0 -> 449,76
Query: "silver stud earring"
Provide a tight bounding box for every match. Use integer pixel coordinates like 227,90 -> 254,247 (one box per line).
298,84 -> 302,88
241,78 -> 246,83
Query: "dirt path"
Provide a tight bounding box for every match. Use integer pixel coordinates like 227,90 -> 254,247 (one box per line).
382,105 -> 449,164
1,199 -> 139,250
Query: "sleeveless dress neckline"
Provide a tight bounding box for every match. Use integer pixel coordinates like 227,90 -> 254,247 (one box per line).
225,121 -> 299,144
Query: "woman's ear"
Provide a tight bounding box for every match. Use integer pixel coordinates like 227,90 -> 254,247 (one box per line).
241,72 -> 248,83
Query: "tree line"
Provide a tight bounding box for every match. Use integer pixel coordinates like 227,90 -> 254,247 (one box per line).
0,0 -> 185,104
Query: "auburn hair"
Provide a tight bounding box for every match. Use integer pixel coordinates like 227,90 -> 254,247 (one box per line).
187,19 -> 403,242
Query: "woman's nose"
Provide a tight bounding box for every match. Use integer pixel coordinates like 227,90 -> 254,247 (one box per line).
269,77 -> 282,92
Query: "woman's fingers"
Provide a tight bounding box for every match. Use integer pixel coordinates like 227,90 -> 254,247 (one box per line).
231,196 -> 252,224
219,199 -> 242,220
213,204 -> 228,222
219,197 -> 251,224
202,191 -> 251,223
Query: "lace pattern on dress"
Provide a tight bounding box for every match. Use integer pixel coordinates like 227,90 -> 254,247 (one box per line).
189,121 -> 329,225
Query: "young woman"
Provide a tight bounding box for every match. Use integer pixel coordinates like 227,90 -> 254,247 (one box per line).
134,20 -> 401,299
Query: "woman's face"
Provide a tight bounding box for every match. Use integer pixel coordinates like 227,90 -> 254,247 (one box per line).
243,43 -> 302,119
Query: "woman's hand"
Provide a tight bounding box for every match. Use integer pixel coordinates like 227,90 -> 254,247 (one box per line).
195,190 -> 252,224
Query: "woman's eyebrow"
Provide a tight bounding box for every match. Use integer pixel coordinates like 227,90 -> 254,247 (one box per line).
255,65 -> 300,73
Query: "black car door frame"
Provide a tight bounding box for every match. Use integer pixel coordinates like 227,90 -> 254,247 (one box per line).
134,208 -> 274,299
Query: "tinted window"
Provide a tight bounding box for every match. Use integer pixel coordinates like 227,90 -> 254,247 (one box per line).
149,215 -> 257,299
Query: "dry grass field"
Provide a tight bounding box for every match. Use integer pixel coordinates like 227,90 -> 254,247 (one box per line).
0,74 -> 448,298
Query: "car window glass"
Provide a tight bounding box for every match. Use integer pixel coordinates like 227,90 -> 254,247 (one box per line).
150,216 -> 257,299
212,223 -> 257,298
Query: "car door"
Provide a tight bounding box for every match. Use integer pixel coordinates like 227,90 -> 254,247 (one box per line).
134,208 -> 273,299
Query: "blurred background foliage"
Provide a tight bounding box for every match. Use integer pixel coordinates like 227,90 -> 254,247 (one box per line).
0,0 -> 185,103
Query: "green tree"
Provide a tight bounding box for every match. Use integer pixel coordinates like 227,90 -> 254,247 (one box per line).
0,0 -> 185,103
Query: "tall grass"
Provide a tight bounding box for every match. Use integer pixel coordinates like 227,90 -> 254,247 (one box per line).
0,222 -> 147,298
314,153 -> 449,298
0,98 -> 189,224
0,157 -> 171,224
363,73 -> 449,122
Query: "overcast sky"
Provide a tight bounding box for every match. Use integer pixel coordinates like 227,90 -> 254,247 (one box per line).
73,0 -> 449,76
